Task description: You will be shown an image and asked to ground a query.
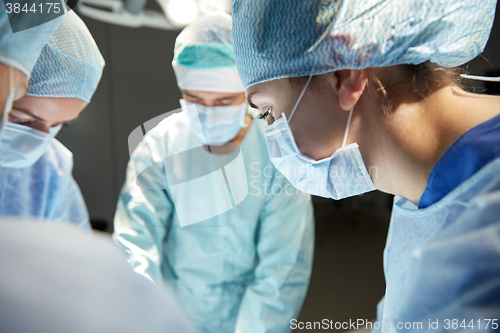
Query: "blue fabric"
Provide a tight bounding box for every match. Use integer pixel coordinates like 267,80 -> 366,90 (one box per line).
232,0 -> 497,89
374,158 -> 500,332
0,139 -> 90,230
114,111 -> 314,333
27,11 -> 104,102
0,3 -> 62,76
420,114 -> 500,208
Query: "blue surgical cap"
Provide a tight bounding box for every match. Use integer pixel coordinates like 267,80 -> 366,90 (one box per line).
172,13 -> 244,93
0,2 -> 62,76
232,0 -> 497,89
27,11 -> 105,102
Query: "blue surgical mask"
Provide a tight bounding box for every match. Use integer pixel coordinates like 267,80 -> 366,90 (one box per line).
180,99 -> 247,145
264,75 -> 376,199
0,122 -> 62,168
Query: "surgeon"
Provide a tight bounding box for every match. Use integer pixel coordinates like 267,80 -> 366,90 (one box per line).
0,2 -> 63,139
232,0 -> 500,331
0,11 -> 104,228
114,13 -> 314,333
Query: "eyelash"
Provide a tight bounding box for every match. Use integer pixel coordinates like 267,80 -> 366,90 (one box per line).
10,116 -> 33,125
259,107 -> 272,119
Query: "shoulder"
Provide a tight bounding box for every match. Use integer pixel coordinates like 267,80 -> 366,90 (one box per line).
145,112 -> 189,141
130,112 -> 200,163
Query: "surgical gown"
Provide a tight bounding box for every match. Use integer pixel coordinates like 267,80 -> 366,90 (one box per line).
0,139 -> 90,230
375,116 -> 500,332
114,111 -> 315,333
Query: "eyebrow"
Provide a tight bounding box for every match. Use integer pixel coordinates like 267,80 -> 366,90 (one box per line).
184,92 -> 200,99
246,92 -> 258,109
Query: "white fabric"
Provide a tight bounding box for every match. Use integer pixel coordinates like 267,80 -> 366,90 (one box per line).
173,64 -> 244,93
0,122 -> 62,168
0,222 -> 199,333
180,99 -> 247,144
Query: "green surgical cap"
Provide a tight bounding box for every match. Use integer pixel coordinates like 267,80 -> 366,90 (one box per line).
172,13 -> 244,93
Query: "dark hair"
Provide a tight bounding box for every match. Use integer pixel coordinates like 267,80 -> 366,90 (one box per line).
368,61 -> 462,114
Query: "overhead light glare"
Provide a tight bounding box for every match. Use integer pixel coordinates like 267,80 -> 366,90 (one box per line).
165,0 -> 198,26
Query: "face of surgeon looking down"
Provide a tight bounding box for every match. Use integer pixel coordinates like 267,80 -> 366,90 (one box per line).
181,89 -> 251,147
247,68 -> 500,205
9,95 -> 88,133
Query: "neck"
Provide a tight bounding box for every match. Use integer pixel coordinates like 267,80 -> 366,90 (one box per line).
357,86 -> 500,205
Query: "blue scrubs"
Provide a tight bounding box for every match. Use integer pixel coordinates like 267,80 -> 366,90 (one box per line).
376,114 -> 500,332
114,110 -> 315,333
0,139 -> 90,229
419,114 -> 500,208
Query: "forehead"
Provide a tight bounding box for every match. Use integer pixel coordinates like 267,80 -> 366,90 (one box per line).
246,78 -> 294,106
245,78 -> 290,94
182,90 -> 243,100
12,95 -> 87,122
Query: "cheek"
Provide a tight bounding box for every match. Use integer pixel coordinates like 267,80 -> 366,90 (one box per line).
292,117 -> 336,160
289,99 -> 343,160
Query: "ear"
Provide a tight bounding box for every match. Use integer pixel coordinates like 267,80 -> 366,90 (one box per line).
332,69 -> 368,111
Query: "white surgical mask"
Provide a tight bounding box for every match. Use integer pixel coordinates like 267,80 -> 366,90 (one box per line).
180,99 -> 247,145
0,67 -> 15,141
0,122 -> 62,168
264,75 -> 376,199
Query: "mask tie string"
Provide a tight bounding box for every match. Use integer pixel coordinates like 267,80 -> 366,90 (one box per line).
288,75 -> 314,123
460,74 -> 500,82
341,107 -> 354,148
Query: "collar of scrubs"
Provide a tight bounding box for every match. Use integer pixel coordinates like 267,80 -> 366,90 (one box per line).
419,113 -> 500,208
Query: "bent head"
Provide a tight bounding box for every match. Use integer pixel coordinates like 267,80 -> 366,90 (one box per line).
173,14 -> 249,145
247,63 -> 460,161
7,11 -> 103,134
10,96 -> 88,133
232,0 -> 495,200
0,12 -> 104,169
247,63 -> 464,200
0,7 -> 63,133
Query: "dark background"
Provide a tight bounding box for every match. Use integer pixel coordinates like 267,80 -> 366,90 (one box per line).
58,3 -> 500,331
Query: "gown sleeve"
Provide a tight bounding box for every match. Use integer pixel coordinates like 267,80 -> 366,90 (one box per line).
234,172 -> 315,333
113,137 -> 174,284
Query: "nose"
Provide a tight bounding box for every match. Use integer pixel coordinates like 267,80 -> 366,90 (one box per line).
202,101 -> 218,107
34,123 -> 51,134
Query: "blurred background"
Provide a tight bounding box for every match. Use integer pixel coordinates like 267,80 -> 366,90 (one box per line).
57,1 -> 500,330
